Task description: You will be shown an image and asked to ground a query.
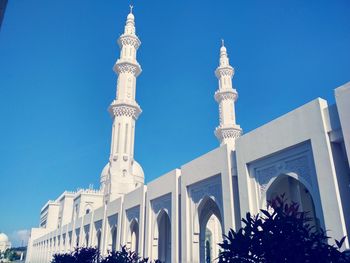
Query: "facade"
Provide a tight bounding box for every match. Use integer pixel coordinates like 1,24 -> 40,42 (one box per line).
26,7 -> 350,263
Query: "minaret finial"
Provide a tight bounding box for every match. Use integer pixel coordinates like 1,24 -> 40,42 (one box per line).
129,4 -> 134,13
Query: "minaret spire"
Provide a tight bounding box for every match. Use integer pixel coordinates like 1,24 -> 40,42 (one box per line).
214,41 -> 242,146
101,7 -> 144,202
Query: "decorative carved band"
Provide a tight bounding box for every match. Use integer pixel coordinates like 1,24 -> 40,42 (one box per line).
109,103 -> 142,120
113,61 -> 142,77
256,156 -> 312,197
215,126 -> 242,141
151,194 -> 172,217
215,66 -> 234,78
117,35 -> 141,49
249,143 -> 314,199
126,206 -> 140,222
214,90 -> 238,102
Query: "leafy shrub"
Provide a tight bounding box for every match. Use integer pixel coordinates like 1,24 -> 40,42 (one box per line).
52,247 -> 99,263
101,246 -> 148,263
218,194 -> 350,263
74,247 -> 100,263
51,253 -> 76,263
51,246 -> 151,263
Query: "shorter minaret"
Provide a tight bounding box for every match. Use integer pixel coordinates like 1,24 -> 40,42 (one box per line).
214,40 -> 242,146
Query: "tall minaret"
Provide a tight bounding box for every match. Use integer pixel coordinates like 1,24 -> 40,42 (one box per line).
214,40 -> 242,146
101,6 -> 144,202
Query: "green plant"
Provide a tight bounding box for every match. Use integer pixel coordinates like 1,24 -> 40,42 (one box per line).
218,194 -> 350,263
101,246 -> 148,263
51,246 -> 152,263
52,247 -> 100,263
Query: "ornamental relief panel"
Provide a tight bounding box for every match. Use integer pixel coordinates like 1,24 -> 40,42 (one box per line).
151,193 -> 172,219
189,175 -> 223,214
251,144 -> 314,199
126,206 -> 140,222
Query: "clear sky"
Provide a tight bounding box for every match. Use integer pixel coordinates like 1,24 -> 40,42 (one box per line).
0,0 -> 349,246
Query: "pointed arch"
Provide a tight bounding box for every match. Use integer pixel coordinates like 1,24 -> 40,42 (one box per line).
127,218 -> 139,253
96,229 -> 102,250
265,174 -> 320,229
154,209 -> 171,263
110,225 -> 117,251
193,195 -> 223,263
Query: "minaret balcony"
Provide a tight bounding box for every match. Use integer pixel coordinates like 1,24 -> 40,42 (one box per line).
214,89 -> 238,102
108,101 -> 142,120
117,34 -> 141,49
215,65 -> 234,78
113,60 -> 142,76
215,125 -> 242,142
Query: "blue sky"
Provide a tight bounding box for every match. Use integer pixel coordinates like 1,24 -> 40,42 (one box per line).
0,0 -> 349,246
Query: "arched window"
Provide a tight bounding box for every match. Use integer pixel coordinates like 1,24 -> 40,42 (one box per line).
76,234 -> 79,247
266,175 -> 319,230
85,232 -> 89,247
128,219 -> 139,253
96,230 -> 102,250
205,239 -> 211,263
85,204 -> 93,215
111,226 -> 117,251
157,210 -> 171,263
197,196 -> 223,262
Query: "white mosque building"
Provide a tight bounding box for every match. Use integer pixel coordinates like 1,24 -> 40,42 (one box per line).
26,7 -> 350,263
0,233 -> 11,253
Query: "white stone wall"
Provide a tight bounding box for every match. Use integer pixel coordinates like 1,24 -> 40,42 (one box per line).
235,96 -> 349,248
26,84 -> 350,263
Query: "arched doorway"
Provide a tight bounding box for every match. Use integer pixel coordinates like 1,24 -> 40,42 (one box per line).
198,196 -> 223,263
128,219 -> 139,253
157,210 -> 171,263
85,232 -> 89,247
266,175 -> 319,229
205,229 -> 212,263
96,229 -> 102,250
110,226 -> 117,251
75,229 -> 80,247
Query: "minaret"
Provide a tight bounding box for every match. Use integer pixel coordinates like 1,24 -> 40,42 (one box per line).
101,6 -> 144,202
214,40 -> 242,146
